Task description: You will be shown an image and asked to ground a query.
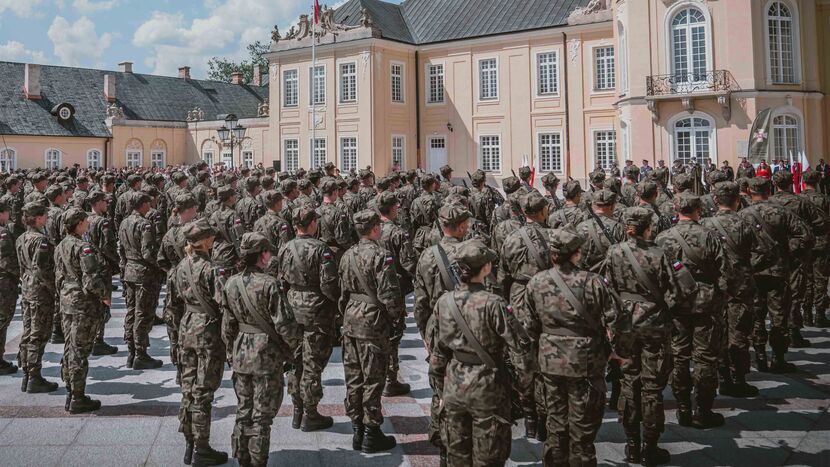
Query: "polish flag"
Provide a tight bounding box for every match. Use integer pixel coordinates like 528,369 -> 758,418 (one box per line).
522,154 -> 536,187
314,0 -> 321,24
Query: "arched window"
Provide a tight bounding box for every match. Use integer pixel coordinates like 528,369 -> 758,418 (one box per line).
87,149 -> 102,169
150,139 -> 166,168
45,148 -> 62,169
670,6 -> 708,86
767,1 -> 798,84
126,138 -> 143,168
672,115 -> 715,167
771,114 -> 801,161
0,148 -> 15,172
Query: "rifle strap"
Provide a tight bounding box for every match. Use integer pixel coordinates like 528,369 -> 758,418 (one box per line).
747,210 -> 778,248
620,242 -> 669,312
184,261 -> 220,318
558,209 -> 568,226
549,268 -> 589,325
232,276 -> 283,343
445,292 -> 497,369
708,217 -> 739,252
519,227 -> 550,271
352,256 -> 382,306
669,229 -> 706,269
432,244 -> 456,291
586,221 -> 604,251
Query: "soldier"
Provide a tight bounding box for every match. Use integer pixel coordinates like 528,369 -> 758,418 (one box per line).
800,171 -> 830,327
636,181 -> 672,239
222,232 -> 303,467
280,178 -> 301,222
602,207 -> 683,466
548,180 -> 587,229
358,169 -> 377,208
114,174 -> 143,228
24,172 -> 49,208
118,192 -> 163,370
315,179 -> 354,263
295,179 -> 316,209
0,200 -> 19,375
395,170 -> 418,235
738,176 -> 811,373
490,176 -> 523,233
277,206 -> 340,432
431,240 -> 533,466
236,176 -> 264,231
575,188 -> 626,272
621,165 -> 641,207
736,158 -> 756,179
209,185 -> 244,275
71,176 -> 90,210
86,191 -> 119,356
341,177 -> 364,218
17,202 -> 59,393
410,174 -> 440,257
655,193 -> 728,429
168,220 -> 228,466
192,171 -> 212,213
518,165 -> 534,192
0,175 -> 23,238
700,170 -> 728,218
253,190 -> 292,275
438,165 -> 454,198
526,229 -> 617,466
701,182 -> 759,397
376,191 -> 418,396
55,208 -> 111,413
540,173 -> 563,212
580,171 -> 606,210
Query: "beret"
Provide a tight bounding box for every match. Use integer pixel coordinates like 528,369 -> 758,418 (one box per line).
217,185 -> 236,202
376,191 -> 399,210
562,180 -> 584,199
293,206 -> 318,226
545,227 -> 584,255
593,188 -> 617,207
502,176 -> 521,194
624,206 -> 654,228
353,209 -> 381,230
175,193 -> 198,211
521,191 -> 548,213
239,232 -> 271,256
438,204 -> 471,225
23,202 -> 48,217
455,240 -> 497,271
62,207 -> 88,229
183,219 -> 216,243
673,192 -> 702,215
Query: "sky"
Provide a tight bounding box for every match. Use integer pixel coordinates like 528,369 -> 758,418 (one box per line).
0,0 -> 402,79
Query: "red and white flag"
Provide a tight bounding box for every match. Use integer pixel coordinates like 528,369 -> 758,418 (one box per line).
313,0 -> 321,24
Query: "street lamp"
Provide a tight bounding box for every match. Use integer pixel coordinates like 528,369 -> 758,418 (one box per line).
216,113 -> 246,169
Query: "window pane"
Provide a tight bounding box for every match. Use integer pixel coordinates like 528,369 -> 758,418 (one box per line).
340,137 -> 357,172
428,64 -> 444,103
283,69 -> 298,107
391,64 -> 403,102
391,136 -> 404,169
311,138 -> 327,168
284,140 -> 299,172
538,133 -> 562,173
310,66 -> 325,105
595,47 -> 615,90
480,135 -> 501,172
479,58 -> 498,100
537,52 -> 558,95
339,63 -> 356,103
594,131 -> 617,170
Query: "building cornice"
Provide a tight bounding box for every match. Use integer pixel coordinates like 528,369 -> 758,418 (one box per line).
107,116 -> 269,130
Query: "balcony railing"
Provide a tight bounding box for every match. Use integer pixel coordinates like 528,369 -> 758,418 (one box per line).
646,70 -> 733,96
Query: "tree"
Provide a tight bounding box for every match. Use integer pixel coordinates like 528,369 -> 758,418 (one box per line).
206,41 -> 269,84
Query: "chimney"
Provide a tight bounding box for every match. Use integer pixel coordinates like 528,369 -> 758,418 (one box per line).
119,61 -> 133,73
231,71 -> 244,85
104,74 -> 116,102
23,63 -> 41,100
178,66 -> 191,80
252,65 -> 262,86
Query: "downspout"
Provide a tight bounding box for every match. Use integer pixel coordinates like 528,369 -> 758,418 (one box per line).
104,137 -> 110,168
563,32 -> 571,179
415,50 -> 421,168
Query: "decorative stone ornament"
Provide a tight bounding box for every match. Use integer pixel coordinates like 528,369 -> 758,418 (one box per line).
568,0 -> 612,25
106,103 -> 124,119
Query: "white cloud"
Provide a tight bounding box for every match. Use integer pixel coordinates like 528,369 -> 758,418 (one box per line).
0,40 -> 47,62
73,0 -> 118,14
47,16 -> 113,66
0,0 -> 43,17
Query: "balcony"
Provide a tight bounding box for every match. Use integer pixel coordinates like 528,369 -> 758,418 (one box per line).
645,70 -> 737,122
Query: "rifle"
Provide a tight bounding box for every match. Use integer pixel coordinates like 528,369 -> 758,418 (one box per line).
586,207 -> 617,245
462,179 -> 469,188
466,171 -> 472,181
511,169 -> 517,178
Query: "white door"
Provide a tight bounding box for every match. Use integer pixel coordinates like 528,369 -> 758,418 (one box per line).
427,137 -> 447,173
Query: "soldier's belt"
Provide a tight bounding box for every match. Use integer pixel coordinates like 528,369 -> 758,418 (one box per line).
349,293 -> 380,305
452,349 -> 486,365
238,323 -> 263,334
542,326 -> 587,338
289,284 -> 319,292
619,292 -> 650,303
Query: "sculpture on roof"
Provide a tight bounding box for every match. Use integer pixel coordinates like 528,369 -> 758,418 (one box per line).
271,25 -> 281,43
186,107 -> 204,122
568,0 -> 611,25
361,7 -> 373,28
258,99 -> 270,117
320,7 -> 358,34
296,14 -> 311,39
106,103 -> 124,119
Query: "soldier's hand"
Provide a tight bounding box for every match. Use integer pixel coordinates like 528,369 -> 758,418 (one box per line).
102,299 -> 112,307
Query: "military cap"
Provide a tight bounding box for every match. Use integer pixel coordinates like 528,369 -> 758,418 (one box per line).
747,176 -> 771,193
278,171 -> 291,181
183,219 -> 216,243
175,193 -> 198,211
376,176 -> 393,191
541,172 -> 560,189
405,169 -> 417,180
353,210 -> 381,231
153,173 -> 166,183
22,202 -> 47,218
467,170 -> 484,185
345,176 -> 360,188
321,178 -> 338,194
674,192 -> 702,215
736,177 -> 750,192
260,175 -> 275,189
603,177 -> 621,192
438,204 -> 471,225
518,166 -> 532,179
521,191 -> 548,214
127,174 -> 143,186
245,176 -> 261,192
589,171 -> 606,186
293,206 -> 318,227
87,190 -> 107,205
421,174 -> 436,189
298,179 -> 312,190
262,189 -> 284,207
593,188 -> 618,207
239,232 -> 271,256
439,165 -> 453,178
141,185 -> 160,197
772,170 -> 794,187
713,181 -> 739,199
455,240 -> 497,271
803,170 -> 822,185
624,165 -> 640,179
502,176 -> 521,194
296,168 -> 307,179
377,191 -> 399,211
217,185 -> 236,202
62,207 -> 88,230
224,173 -> 239,184
0,200 -> 7,212
307,169 -> 323,181
449,185 -> 469,197
324,161 -> 336,171
30,172 -> 47,183
337,179 -> 348,189
101,174 -> 115,185
636,181 -> 658,199
45,184 -> 63,201
132,193 -> 152,208
359,169 -> 374,180
76,176 -> 89,185
706,170 -> 727,185
197,171 -> 212,183
4,175 -> 20,188
280,179 -> 298,194
444,194 -> 469,208
624,206 -> 654,229
545,228 -> 584,255
562,180 -> 584,199
672,173 -> 693,191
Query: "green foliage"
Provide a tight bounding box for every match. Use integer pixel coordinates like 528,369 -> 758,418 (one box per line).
206,41 -> 269,84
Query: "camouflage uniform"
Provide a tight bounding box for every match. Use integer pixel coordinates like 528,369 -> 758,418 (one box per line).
236,183 -> 264,232
0,180 -> 24,238
410,182 -> 440,258
315,184 -> 354,262
253,205 -> 293,276
209,188 -> 245,273
548,181 -> 588,229
85,193 -> 119,353
799,172 -> 830,326
575,189 -> 626,271
0,211 -> 19,372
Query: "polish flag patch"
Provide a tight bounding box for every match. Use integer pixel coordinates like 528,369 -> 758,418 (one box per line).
672,261 -> 683,271
385,256 -> 395,265
82,247 -> 93,254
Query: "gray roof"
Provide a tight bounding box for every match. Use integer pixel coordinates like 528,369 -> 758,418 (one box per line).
331,0 -> 591,45
0,61 -> 268,138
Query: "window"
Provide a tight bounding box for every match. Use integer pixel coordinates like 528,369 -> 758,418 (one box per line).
671,7 -> 708,85
479,135 -> 501,173
537,52 -> 559,96
45,149 -> 62,169
202,151 -> 214,166
221,151 -> 232,167
126,150 -> 141,168
151,150 -> 165,168
767,2 -> 797,84
0,148 -> 15,172
340,137 -> 357,172
427,64 -> 444,104
391,136 -> 405,170
538,133 -> 563,173
391,63 -> 404,103
339,62 -> 356,103
283,139 -> 299,172
283,69 -> 298,107
593,130 -> 617,171
310,65 -> 326,105
86,149 -> 101,169
772,114 -> 801,161
311,138 -> 327,168
618,22 -> 629,93
242,150 -> 254,168
594,46 -> 615,91
479,58 -> 498,100
673,117 -> 713,166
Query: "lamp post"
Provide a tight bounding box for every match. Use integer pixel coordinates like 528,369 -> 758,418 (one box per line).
216,113 -> 246,169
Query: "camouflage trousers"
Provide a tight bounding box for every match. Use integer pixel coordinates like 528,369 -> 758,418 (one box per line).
0,284 -> 18,361
618,334 -> 672,441
789,258 -> 813,330
720,295 -> 755,382
287,325 -> 334,411
343,336 -> 389,427
752,275 -> 790,355
386,330 -> 404,382
18,295 -> 55,373
178,348 -> 224,445
671,313 -> 721,412
541,373 -> 606,467
162,281 -> 184,369
123,279 -> 160,353
232,369 -> 284,467
60,311 -> 103,396
428,350 -> 447,447
804,254 -> 829,324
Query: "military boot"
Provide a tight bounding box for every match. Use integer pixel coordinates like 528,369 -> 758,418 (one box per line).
69,395 -> 101,414
754,349 -> 768,372
721,372 -> 759,398
361,425 -> 396,453
676,397 -> 693,427
50,322 -> 64,344
301,406 -> 333,432
26,371 -> 59,393
692,409 -> 725,429
0,359 -> 17,375
524,412 -> 538,439
815,312 -> 830,328
183,438 -> 194,465
153,314 -> 165,326
291,399 -> 303,429
790,329 -> 811,348
641,441 -> 670,466
91,339 -> 118,356
20,369 -> 28,392
769,353 -> 797,374
126,351 -> 135,369
64,391 -> 72,412
383,379 -> 411,397
352,422 -> 364,451
132,351 -> 163,370
624,433 -> 641,463
192,444 -> 228,466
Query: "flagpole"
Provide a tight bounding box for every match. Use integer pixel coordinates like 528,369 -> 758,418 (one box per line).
311,3 -> 316,168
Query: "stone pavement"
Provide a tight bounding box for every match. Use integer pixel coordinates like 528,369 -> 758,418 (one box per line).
0,287 -> 829,467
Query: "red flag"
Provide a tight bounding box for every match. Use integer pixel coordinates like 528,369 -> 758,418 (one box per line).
313,0 -> 321,24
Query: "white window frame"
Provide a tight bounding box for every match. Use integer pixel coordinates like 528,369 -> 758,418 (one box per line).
391,135 -> 405,169
126,150 -> 142,168
283,68 -> 299,107
310,137 -> 327,168
390,62 -> 405,104
426,62 -> 445,105
221,150 -> 232,168
591,129 -> 618,172
242,150 -> 254,168
338,61 -> 357,104
309,64 -> 326,106
535,50 -> 560,97
665,3 -> 714,90
86,149 -> 101,169
667,111 -> 718,167
45,148 -> 62,170
339,136 -> 358,172
283,139 -> 299,172
0,147 -> 16,172
478,134 -> 502,174
770,110 -> 804,162
592,45 -> 616,92
765,0 -> 801,85
536,132 -> 564,175
150,150 -> 165,168
202,150 -> 214,166
478,57 -> 499,101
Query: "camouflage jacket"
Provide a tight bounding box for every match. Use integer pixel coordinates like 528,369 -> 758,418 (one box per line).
71,188 -> 89,211
799,189 -> 830,250
191,184 -> 211,213
46,204 -> 65,247
236,195 -> 264,232
491,217 -> 524,263
489,193 -> 521,237
0,191 -> 23,238
498,222 -> 551,300
157,219 -> 188,273
414,236 -> 464,339
620,182 -> 638,208
547,204 -> 587,229
339,239 -> 404,340
168,250 -> 226,357
221,267 -> 303,374
146,207 -> 166,241
277,234 -> 340,328
24,189 -> 48,209
209,205 -> 244,269
379,220 -> 417,295
253,210 -> 294,275
637,201 -> 672,239
410,192 -> 438,229
358,186 -> 376,207
526,263 -> 616,378
575,213 -> 626,271
118,212 -> 160,281
701,209 -> 756,301
545,193 -> 564,212
0,223 -> 19,284
738,200 -> 811,277
655,220 -> 727,315
16,227 -> 56,300
54,234 -> 110,313
469,187 -> 496,227
87,212 -> 118,274
113,189 -> 137,228
315,201 -> 354,254
294,193 -> 316,209
770,190 -> 822,257
699,194 -> 719,218
341,191 -> 364,217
